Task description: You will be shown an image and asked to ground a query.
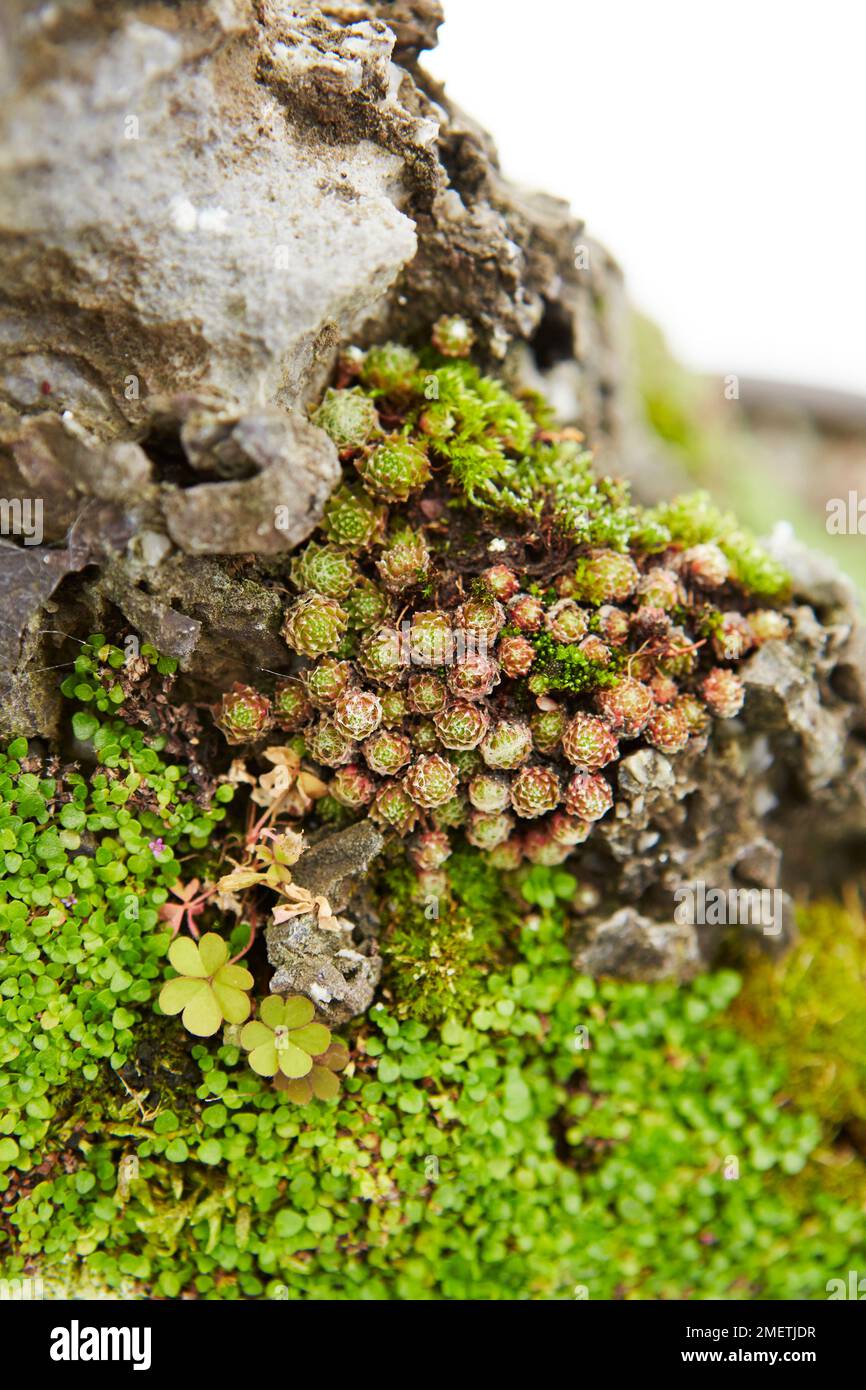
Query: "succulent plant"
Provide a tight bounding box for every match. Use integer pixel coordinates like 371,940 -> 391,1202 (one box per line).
369,780 -> 420,835
404,754 -> 459,809
482,564 -> 520,601
345,578 -> 391,631
548,812 -> 592,846
273,677 -> 314,732
595,678 -> 655,739
546,599 -> 589,644
636,567 -> 681,610
577,634 -> 612,666
522,826 -> 572,866
330,763 -> 378,809
432,314 -> 476,357
510,765 -> 561,819
748,609 -> 790,643
466,809 -> 515,850
357,439 -> 431,502
701,668 -> 745,718
447,653 -> 500,700
159,934 -> 253,1038
480,719 -> 533,770
291,541 -> 358,599
359,343 -> 420,401
301,658 -> 355,710
446,747 -> 483,781
562,712 -> 619,771
645,704 -> 690,754
571,549 -> 639,604
434,700 -> 490,751
409,829 -> 453,871
674,692 -> 710,734
333,688 -> 383,741
376,526 -> 430,592
508,593 -> 545,632
241,994 -> 332,1080
379,689 -> 410,726
712,610 -> 755,662
213,684 -> 272,744
222,321 -> 792,884
408,672 -> 448,715
564,771 -> 613,822
498,634 -> 535,678
283,593 -> 348,658
307,718 -> 356,768
530,705 -> 568,754
486,837 -> 524,870
362,728 -> 413,776
678,542 -> 729,589
408,610 -> 454,667
322,485 -> 386,550
596,604 -> 630,646
312,387 -> 381,449
467,772 -> 511,814
430,792 -> 469,829
358,625 -> 408,687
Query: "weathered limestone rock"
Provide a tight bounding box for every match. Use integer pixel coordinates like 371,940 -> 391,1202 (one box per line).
0,0 -> 629,738
267,913 -> 382,1025
264,822 -> 385,1021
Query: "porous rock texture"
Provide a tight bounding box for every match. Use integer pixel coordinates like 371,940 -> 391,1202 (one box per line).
1,0 -> 864,997
0,0 -> 623,740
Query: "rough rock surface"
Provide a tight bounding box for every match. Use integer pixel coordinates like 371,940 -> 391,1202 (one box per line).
0,0 -> 626,741
267,912 -> 382,1025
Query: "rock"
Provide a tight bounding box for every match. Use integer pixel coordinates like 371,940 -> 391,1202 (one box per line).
265,822 -> 386,1021
160,407 -> 340,556
617,748 -> 675,798
0,0 -> 628,733
573,908 -> 701,982
267,913 -> 382,1025
291,821 -> 386,913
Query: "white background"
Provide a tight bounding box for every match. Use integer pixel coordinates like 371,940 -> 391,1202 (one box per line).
425,0 -> 866,394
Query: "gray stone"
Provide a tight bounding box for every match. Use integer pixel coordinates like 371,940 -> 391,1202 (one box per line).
160,408 -> 340,556
291,821 -> 386,913
267,913 -> 382,1025
573,908 -> 701,982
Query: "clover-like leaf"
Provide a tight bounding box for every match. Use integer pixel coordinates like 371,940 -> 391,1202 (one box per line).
274,1039 -> 350,1105
241,994 -> 335,1082
159,932 -> 253,1037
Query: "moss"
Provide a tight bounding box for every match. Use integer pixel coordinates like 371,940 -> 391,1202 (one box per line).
526,633 -> 624,698
376,852 -> 504,1022
730,897 -> 866,1144
648,492 -> 790,600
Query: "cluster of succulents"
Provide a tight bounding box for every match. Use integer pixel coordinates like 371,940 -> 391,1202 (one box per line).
212,321 -> 791,874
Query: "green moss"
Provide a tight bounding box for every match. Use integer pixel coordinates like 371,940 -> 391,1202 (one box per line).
648,492 -> 791,600
527,632 -> 623,697
376,852 -> 503,1022
730,898 -> 866,1141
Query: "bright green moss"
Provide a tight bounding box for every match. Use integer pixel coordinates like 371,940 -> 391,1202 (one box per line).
648,492 -> 791,599
731,898 -> 866,1140
526,632 -> 623,697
